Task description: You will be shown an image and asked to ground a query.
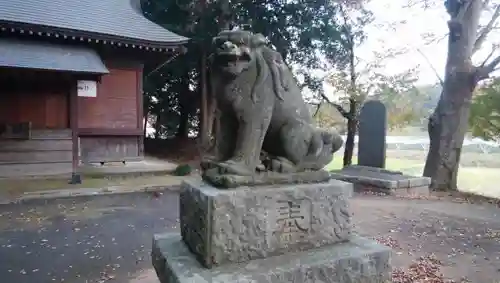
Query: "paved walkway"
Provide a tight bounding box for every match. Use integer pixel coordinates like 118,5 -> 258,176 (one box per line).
0,175 -> 201,204
0,192 -> 179,283
0,192 -> 498,282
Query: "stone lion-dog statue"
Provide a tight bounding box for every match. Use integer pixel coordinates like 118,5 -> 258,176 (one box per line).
202,30 -> 343,187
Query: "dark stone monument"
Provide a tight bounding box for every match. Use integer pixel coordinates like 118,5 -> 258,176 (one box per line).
151,30 -> 391,283
358,100 -> 387,168
331,101 -> 430,197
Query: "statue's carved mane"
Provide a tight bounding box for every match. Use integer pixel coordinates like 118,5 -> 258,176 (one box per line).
211,30 -> 290,103
252,46 -> 290,103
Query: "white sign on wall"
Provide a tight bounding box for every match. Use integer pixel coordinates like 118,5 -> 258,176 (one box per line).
77,80 -> 97,97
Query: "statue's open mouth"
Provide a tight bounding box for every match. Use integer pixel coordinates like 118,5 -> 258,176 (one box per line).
215,52 -> 251,68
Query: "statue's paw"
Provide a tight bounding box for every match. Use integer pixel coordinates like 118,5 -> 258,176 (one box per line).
200,157 -> 218,171
222,160 -> 255,175
326,131 -> 343,146
318,130 -> 343,153
205,159 -> 254,176
266,156 -> 297,173
330,134 -> 344,153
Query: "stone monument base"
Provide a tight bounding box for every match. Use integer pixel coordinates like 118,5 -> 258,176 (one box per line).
330,165 -> 430,197
179,179 -> 354,267
152,233 -> 391,283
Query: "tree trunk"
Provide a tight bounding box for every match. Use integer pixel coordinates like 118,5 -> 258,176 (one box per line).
199,51 -> 209,145
423,73 -> 476,190
197,0 -> 209,146
143,111 -> 148,137
218,0 -> 232,30
154,112 -> 162,139
177,115 -> 189,138
143,91 -> 149,137
343,117 -> 356,167
343,38 -> 357,168
343,98 -> 357,167
423,0 -> 482,191
177,93 -> 190,138
207,96 -> 216,140
176,72 -> 191,138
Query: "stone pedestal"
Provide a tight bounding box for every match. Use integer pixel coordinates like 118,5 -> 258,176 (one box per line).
152,179 -> 392,282
331,165 -> 430,197
153,233 -> 390,283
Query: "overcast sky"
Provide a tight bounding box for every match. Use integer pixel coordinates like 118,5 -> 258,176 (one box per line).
324,0 -> 500,89
359,0 -> 448,85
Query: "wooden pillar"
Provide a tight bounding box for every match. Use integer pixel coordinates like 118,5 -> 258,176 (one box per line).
136,65 -> 145,159
69,79 -> 81,184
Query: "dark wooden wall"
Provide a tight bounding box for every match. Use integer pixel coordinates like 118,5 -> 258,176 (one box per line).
79,137 -> 140,163
0,70 -> 72,175
0,69 -> 69,129
78,67 -> 139,129
77,62 -> 144,163
0,60 -> 145,165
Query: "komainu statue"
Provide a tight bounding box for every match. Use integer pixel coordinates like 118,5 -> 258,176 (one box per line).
202,30 -> 343,188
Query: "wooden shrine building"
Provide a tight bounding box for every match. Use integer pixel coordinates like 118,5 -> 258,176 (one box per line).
0,0 -> 188,179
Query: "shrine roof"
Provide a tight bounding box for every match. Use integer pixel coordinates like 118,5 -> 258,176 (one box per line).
0,0 -> 188,50
0,39 -> 109,74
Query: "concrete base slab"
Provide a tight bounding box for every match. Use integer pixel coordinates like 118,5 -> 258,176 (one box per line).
152,233 -> 391,283
330,165 -> 430,197
80,157 -> 178,178
353,183 -> 430,197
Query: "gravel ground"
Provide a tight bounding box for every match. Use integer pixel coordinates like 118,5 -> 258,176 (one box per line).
0,191 -> 499,283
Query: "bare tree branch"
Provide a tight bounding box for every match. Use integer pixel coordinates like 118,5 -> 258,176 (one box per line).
338,3 -> 355,48
476,54 -> 500,80
479,47 -> 497,67
404,0 -> 438,9
312,103 -> 322,117
473,4 -> 500,54
480,25 -> 500,30
421,32 -> 449,45
319,92 -> 349,118
416,48 -> 445,86
331,103 -> 350,118
485,54 -> 500,72
483,0 -> 492,10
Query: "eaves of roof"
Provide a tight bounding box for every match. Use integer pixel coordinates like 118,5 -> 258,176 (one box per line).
0,0 -> 189,51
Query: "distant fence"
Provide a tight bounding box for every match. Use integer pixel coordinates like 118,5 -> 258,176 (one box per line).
340,136 -> 500,154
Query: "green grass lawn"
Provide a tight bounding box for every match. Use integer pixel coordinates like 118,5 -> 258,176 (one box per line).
326,156 -> 500,199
